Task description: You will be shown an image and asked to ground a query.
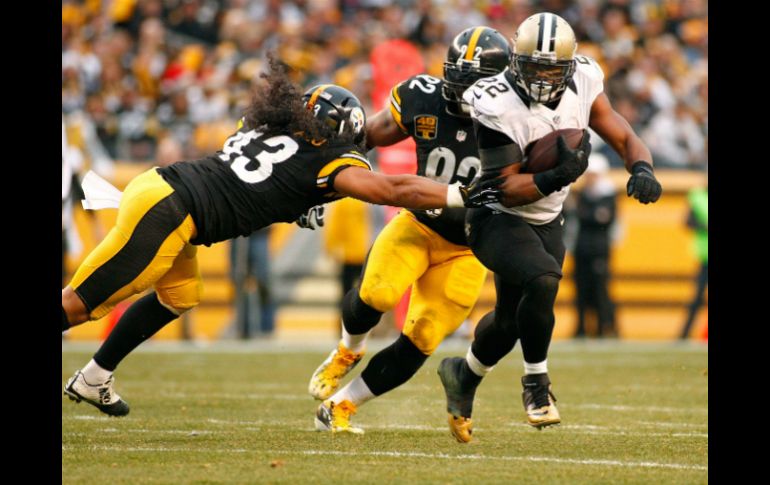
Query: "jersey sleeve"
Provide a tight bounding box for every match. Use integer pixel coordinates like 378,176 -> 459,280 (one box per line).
389,75 -> 439,136
316,150 -> 373,193
388,81 -> 410,134
463,80 -> 518,141
574,55 -> 605,105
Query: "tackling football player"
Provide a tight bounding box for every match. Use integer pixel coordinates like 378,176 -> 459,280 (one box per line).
60,58 -> 494,417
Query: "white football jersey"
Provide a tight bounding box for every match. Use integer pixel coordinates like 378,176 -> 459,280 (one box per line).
463,55 -> 605,225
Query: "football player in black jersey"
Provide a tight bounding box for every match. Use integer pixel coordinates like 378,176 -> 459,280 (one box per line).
61,58 -> 493,417
308,27 -> 513,434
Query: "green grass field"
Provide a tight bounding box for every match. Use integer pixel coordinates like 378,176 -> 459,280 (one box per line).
62,340 -> 708,484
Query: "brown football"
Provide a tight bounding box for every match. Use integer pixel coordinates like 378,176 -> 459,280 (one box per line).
521,128 -> 586,174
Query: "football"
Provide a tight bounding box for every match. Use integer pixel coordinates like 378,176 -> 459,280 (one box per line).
521,128 -> 586,174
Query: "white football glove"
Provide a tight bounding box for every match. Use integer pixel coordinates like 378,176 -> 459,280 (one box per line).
296,205 -> 325,230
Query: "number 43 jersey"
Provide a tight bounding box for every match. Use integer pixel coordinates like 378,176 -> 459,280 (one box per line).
389,74 -> 482,246
158,127 -> 371,246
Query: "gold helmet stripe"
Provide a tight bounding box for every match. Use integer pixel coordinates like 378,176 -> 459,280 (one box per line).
464,26 -> 487,60
306,84 -> 333,111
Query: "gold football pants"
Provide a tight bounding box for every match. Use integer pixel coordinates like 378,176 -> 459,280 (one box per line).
358,210 -> 487,354
69,168 -> 201,320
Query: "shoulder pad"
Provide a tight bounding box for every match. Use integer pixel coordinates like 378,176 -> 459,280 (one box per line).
574,55 -> 605,82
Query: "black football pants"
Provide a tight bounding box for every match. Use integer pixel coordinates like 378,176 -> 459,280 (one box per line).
466,207 -> 566,366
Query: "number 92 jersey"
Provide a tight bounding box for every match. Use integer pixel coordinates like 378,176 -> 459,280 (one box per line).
388,74 -> 482,246
157,125 -> 371,246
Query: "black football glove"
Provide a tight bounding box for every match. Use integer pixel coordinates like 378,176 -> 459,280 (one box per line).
554,130 -> 591,182
461,177 -> 504,208
296,204 -> 325,230
533,131 -> 592,196
626,161 -> 662,204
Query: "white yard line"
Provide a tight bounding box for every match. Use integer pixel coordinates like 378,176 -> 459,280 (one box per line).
569,403 -> 707,414
63,419 -> 706,438
62,339 -> 708,355
635,420 -> 708,428
61,445 -> 706,471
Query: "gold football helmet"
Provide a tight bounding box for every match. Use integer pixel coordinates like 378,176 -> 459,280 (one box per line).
511,13 -> 577,104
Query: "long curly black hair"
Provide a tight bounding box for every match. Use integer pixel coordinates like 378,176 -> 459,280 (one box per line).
243,55 -> 358,146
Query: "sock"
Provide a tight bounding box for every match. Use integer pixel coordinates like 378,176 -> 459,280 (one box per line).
524,359 -> 548,375
330,376 -> 375,407
341,325 -> 368,353
465,347 -> 494,377
93,292 -> 177,371
62,306 -> 70,332
81,358 -> 112,384
360,334 -> 429,396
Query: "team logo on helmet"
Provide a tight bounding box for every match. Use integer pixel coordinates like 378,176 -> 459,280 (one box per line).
349,106 -> 365,136
301,84 -> 367,144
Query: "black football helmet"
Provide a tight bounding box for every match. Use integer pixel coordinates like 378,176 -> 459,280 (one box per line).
511,13 -> 578,104
443,26 -> 512,116
302,84 -> 366,144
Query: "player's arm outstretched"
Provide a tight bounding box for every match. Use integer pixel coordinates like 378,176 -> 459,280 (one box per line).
589,92 -> 662,204
333,166 -> 472,210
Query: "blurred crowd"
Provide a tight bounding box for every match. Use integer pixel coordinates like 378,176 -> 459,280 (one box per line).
62,0 -> 707,170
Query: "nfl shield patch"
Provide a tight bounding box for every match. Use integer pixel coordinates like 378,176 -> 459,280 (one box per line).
456,130 -> 467,142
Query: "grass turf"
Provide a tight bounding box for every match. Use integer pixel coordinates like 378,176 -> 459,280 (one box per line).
62,340 -> 707,484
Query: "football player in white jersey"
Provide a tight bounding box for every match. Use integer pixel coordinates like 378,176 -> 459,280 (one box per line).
436,12 -> 662,443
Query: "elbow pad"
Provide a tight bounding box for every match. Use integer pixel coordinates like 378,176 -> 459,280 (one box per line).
479,143 -> 522,174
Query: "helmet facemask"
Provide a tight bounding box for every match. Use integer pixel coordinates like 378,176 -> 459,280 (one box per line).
512,54 -> 575,104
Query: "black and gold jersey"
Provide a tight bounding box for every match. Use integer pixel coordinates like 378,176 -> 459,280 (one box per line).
389,74 -> 481,245
158,124 -> 370,246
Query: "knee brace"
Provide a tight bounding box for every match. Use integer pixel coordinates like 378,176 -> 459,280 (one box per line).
361,333 -> 429,396
342,289 -> 383,335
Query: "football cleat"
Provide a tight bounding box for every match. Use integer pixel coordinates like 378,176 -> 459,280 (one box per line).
314,399 -> 364,434
521,373 -> 560,429
437,357 -> 481,443
64,370 -> 130,417
308,341 -> 364,400
447,415 -> 473,444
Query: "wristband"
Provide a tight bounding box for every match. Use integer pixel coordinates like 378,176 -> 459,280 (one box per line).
446,183 -> 465,208
631,160 -> 654,175
533,171 -> 561,196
